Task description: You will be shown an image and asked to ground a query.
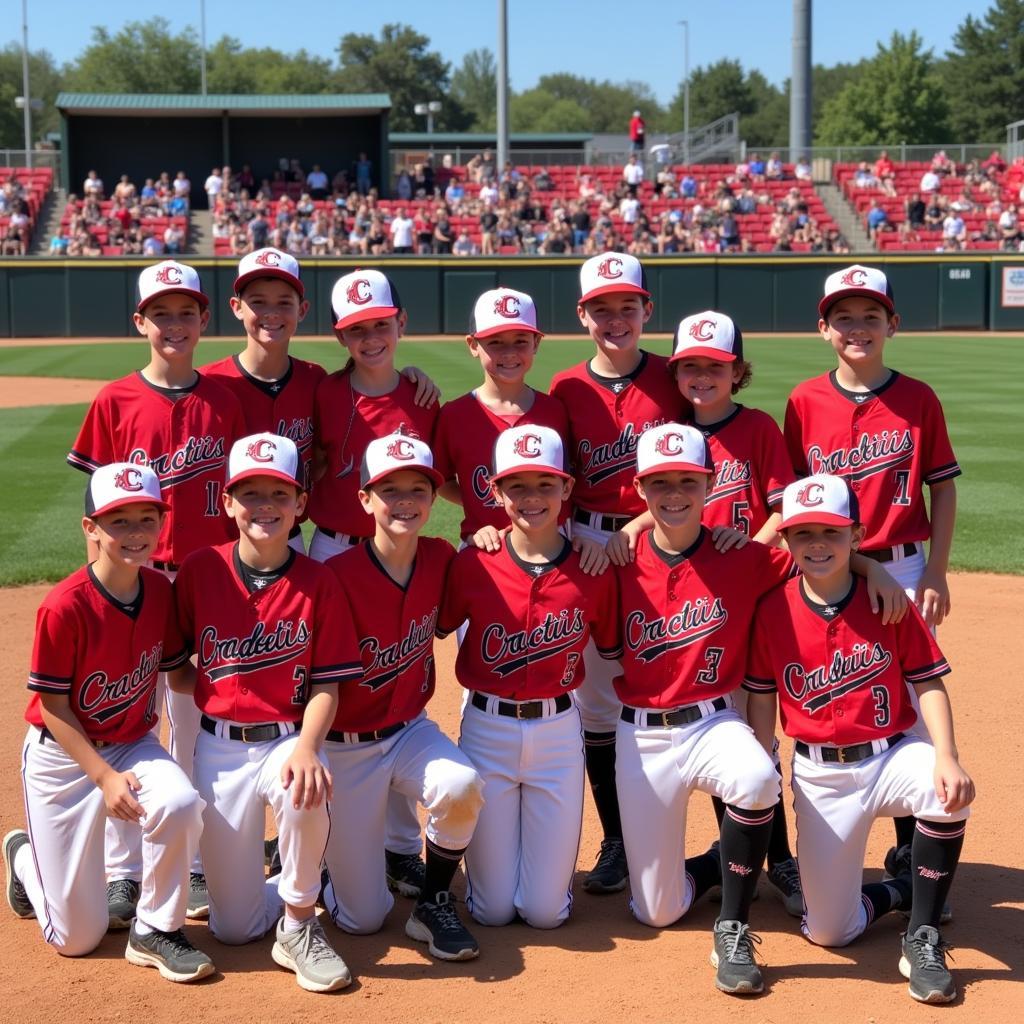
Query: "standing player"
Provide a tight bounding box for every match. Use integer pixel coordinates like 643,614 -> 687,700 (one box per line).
4,464 -> 212,982
322,434 -> 484,960
549,252 -> 690,894
784,265 -> 961,907
172,433 -> 355,992
745,474 -> 973,1004
437,425 -> 620,929
67,260 -> 246,924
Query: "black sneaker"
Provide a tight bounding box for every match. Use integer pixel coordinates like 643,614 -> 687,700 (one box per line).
582,837 -> 628,894
385,850 -> 426,899
766,857 -> 804,918
125,920 -> 215,983
264,837 -> 282,875
186,872 -> 209,920
883,844 -> 952,924
710,918 -> 764,995
406,890 -> 479,961
107,878 -> 141,931
3,830 -> 34,919
899,924 -> 956,1003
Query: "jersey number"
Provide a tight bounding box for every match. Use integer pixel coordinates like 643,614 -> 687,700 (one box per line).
696,647 -> 724,685
732,501 -> 752,535
422,655 -> 434,694
205,481 -> 221,517
561,652 -> 581,688
892,470 -> 912,507
291,666 -> 308,706
871,685 -> 891,728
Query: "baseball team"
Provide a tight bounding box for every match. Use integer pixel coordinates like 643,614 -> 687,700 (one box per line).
3,247 -> 974,1004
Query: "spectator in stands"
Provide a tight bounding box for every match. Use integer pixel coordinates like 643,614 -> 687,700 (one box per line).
622,154 -> 644,197
736,187 -> 757,214
539,221 -> 571,254
827,228 -> 851,254
237,165 -> 255,194
629,110 -> 646,153
248,207 -> 270,250
532,166 -> 553,192
142,232 -> 165,257
748,152 -> 766,180
499,161 -> 521,201
905,191 -> 926,228
445,176 -> 465,208
416,160 -> 435,197
919,167 -> 941,194
479,206 -> 499,255
306,164 -> 329,199
354,152 -> 373,196
331,168 -> 350,198
794,155 -> 812,181
773,232 -> 793,252
971,220 -> 999,244
931,149 -> 955,176
434,211 -> 454,254
479,178 -> 499,207
982,149 -> 1006,174
942,210 -> 966,250
873,150 -> 897,196
414,208 -> 435,254
204,167 -> 223,209
733,158 -> 750,183
390,206 -> 415,254
83,170 -> 104,198
2,205 -> 29,255
396,167 -> 413,201
479,150 -> 496,183
853,161 -> 878,189
680,171 -> 697,198
366,214 -> 388,255
173,171 -> 191,206
866,199 -> 889,241
163,221 -> 185,255
570,201 -> 592,250
113,175 -> 136,203
925,194 -> 946,228
999,204 -> 1021,250
950,188 -> 976,213
453,230 -> 478,256
762,152 -> 782,179
619,192 -> 641,226
655,166 -> 677,198
719,211 -> 740,252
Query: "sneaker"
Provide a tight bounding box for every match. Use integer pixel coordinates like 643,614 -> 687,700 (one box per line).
709,918 -> 764,995
385,850 -> 426,899
883,844 -> 952,924
272,915 -> 352,993
406,890 -> 480,961
186,872 -> 209,919
899,925 -> 956,1004
3,830 -> 34,919
766,857 -> 804,918
107,878 -> 141,931
264,837 -> 281,875
125,920 -> 215,983
582,837 -> 628,894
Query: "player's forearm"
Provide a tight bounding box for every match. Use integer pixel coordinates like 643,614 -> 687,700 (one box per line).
39,696 -> 115,786
438,480 -> 464,506
926,480 -> 957,573
165,663 -> 196,694
915,680 -> 959,759
296,685 -> 338,751
752,511 -> 783,548
745,692 -> 778,755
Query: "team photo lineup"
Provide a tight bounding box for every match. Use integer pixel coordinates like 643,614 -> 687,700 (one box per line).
2,241 -> 977,1006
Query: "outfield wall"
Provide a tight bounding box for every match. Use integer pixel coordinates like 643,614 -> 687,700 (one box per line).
1,255 -> 1023,337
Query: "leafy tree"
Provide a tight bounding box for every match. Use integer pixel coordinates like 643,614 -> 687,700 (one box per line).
0,44 -> 62,149
206,38 -> 336,94
510,89 -> 588,133
816,31 -> 949,145
535,74 -> 664,133
943,0 -> 1024,140
451,48 -> 497,131
743,70 -> 788,148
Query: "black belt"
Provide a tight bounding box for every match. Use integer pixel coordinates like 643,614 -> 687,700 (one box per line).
796,731 -> 906,764
573,508 -> 632,533
201,715 -> 300,743
325,720 -> 408,743
39,726 -> 114,750
621,696 -> 729,728
471,692 -> 573,720
860,543 -> 918,564
151,559 -> 180,572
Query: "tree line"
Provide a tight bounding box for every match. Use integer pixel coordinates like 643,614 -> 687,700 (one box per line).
2,1 -> 1022,152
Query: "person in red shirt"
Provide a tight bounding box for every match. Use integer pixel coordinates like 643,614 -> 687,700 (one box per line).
745,474 -> 973,1005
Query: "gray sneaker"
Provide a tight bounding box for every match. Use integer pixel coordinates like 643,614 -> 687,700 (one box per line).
766,857 -> 804,918
107,878 -> 141,931
899,924 -> 956,1004
271,916 -> 352,993
3,830 -> 34,919
125,920 -> 215,983
710,918 -> 764,995
406,890 -> 479,961
186,872 -> 209,919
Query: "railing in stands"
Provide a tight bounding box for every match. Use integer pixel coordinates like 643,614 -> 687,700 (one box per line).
1008,120 -> 1024,163
0,149 -> 60,172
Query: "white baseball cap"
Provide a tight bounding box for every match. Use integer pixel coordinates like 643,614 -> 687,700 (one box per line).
471,287 -> 543,338
669,311 -> 743,363
234,247 -> 304,298
331,269 -> 401,330
579,252 -> 650,304
819,264 -> 895,317
85,463 -> 169,518
360,433 -> 444,490
780,474 -> 860,529
491,425 -> 571,483
225,433 -> 303,491
635,423 -> 713,479
136,260 -> 208,312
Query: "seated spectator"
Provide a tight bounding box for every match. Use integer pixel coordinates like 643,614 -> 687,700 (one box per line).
142,233 -> 165,257
873,150 -> 896,195
919,168 -> 941,193
539,222 -> 571,254
453,230 -> 478,256
416,160 -> 435,198
765,151 -> 784,180
230,223 -> 250,257
237,164 -> 255,193
308,213 -> 331,256
444,176 -> 465,207
173,171 -> 191,205
121,226 -> 144,255
931,149 -> 955,176
981,149 -> 1006,174
332,168 -> 350,198
924,195 -> 945,228
570,202 -> 592,250
774,231 -> 793,252
905,192 -> 926,228
655,166 -> 677,198
793,156 -> 811,181
747,152 -> 765,179
496,213 -> 520,251
736,188 -> 757,214
854,161 -> 878,189
971,219 -> 999,243
113,175 -> 136,202
999,204 -> 1021,249
348,222 -> 369,254
390,206 -> 415,254
532,166 -> 553,192
733,159 -> 750,183
866,199 -> 889,241
83,170 -> 104,198
499,161 -> 521,201
827,228 -> 851,254
163,222 -> 185,255
1,210 -> 29,255
578,173 -> 599,200
942,211 -> 966,250
306,163 -> 329,199
48,230 -> 69,256
366,215 -> 388,255
479,180 -> 499,207
622,154 -> 644,198
680,172 -> 697,198
285,217 -> 307,255
619,194 -> 641,225
950,189 -> 975,213
248,208 -> 270,249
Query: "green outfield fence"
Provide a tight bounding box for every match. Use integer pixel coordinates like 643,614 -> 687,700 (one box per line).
2,254 -> 1024,337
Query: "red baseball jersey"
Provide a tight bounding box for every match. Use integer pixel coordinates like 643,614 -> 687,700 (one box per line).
68,372 -> 246,564
25,566 -> 188,744
326,536 -> 454,732
175,543 -> 362,722
700,405 -> 795,534
612,529 -> 792,709
433,389 -> 570,538
308,371 -> 439,536
550,352 -> 689,516
784,371 -> 960,550
744,576 -> 950,746
437,538 -> 621,700
203,354 -> 325,492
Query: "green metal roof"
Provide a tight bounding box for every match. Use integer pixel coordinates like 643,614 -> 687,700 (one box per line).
55,93 -> 391,114
390,132 -> 591,144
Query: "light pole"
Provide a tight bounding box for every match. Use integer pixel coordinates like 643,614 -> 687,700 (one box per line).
21,0 -> 31,167
414,101 -> 442,134
199,0 -> 208,95
679,19 -> 690,166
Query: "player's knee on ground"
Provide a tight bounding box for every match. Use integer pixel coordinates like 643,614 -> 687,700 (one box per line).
802,905 -> 865,948
517,899 -> 570,930
467,891 -> 517,927
53,917 -> 108,958
632,897 -> 687,930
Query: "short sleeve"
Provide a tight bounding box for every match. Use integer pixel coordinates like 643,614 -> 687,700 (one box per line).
28,604 -> 75,695
432,406 -> 456,482
589,567 -> 623,660
67,394 -> 114,474
310,572 -> 363,686
921,387 -> 961,485
759,418 -> 797,507
783,395 -> 809,476
173,561 -> 197,653
743,610 -> 778,693
437,551 -> 471,638
159,595 -> 189,671
897,604 -> 951,685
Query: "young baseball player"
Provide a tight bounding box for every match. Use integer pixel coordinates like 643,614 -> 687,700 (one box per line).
548,252 -> 690,895
745,474 -> 973,1004
321,434 -> 484,960
307,267 -> 441,899
171,433 -> 357,992
68,260 -> 246,925
784,265 -> 961,903
436,425 -> 620,929
3,464 -> 213,982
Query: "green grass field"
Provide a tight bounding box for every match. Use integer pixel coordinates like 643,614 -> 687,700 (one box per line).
0,334 -> 1020,586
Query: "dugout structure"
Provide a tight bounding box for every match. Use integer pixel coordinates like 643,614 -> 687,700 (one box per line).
55,93 -> 392,206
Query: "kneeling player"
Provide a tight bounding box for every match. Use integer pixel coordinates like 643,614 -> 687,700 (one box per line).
745,474 -> 973,1005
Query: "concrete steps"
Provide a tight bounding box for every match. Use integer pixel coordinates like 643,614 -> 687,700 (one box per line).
30,188 -> 65,255
189,209 -> 213,256
817,181 -> 873,253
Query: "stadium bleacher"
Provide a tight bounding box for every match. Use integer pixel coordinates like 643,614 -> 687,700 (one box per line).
0,167 -> 52,255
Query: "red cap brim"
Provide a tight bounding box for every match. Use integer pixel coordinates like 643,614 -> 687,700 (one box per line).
668,346 -> 736,363
818,288 -> 894,318
225,467 -> 304,491
234,268 -> 305,298
780,511 -> 854,529
334,305 -> 399,331
137,288 -> 209,313
579,282 -> 650,304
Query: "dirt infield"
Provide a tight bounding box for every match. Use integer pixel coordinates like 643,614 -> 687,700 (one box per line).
0,573 -> 1020,1024
0,376 -> 105,408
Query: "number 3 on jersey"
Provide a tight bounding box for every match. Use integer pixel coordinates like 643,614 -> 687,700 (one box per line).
696,647 -> 724,685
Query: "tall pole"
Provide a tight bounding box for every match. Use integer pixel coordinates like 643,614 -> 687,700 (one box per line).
790,0 -> 811,156
21,0 -> 32,168
496,0 -> 509,174
681,20 -> 690,166
199,0 -> 208,95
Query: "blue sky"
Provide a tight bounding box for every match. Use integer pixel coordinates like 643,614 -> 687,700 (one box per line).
12,0 -> 988,104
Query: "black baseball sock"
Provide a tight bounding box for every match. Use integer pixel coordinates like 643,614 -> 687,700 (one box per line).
584,731 -> 622,839
861,877 -> 911,926
685,849 -> 722,905
894,815 -> 916,849
418,839 -> 466,905
718,803 -> 774,923
711,794 -> 726,828
766,790 -> 794,867
907,819 -> 965,933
